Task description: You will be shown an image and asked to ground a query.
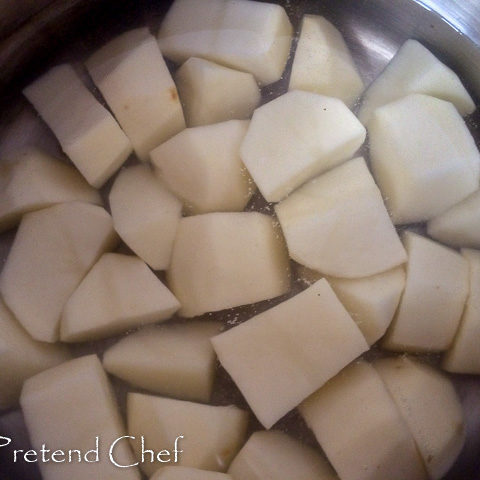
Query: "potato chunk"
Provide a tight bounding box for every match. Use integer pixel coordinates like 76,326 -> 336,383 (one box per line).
443,249 -> 480,374
20,355 -> 140,480
167,212 -> 290,317
151,120 -> 253,215
151,467 -> 233,480
241,91 -> 366,202
374,356 -> 465,480
61,253 -> 180,342
0,149 -> 100,232
212,279 -> 368,428
128,393 -> 248,476
359,39 -> 475,125
109,164 -> 182,270
0,202 -> 117,342
369,94 -> 480,224
175,58 -> 260,127
275,158 -> 406,278
383,232 -> 469,352
23,64 -> 132,188
158,0 -> 293,85
289,15 -> 363,107
228,430 -> 338,480
103,321 -> 221,402
86,28 -> 185,161
0,299 -> 70,410
299,361 -> 427,480
427,190 -> 480,248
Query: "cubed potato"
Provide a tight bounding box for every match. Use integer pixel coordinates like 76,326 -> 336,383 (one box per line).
228,430 -> 338,480
151,120 -> 253,215
0,299 -> 70,410
241,91 -> 366,202
109,164 -> 182,270
128,393 -> 248,476
0,149 -> 100,232
383,231 -> 469,352
167,212 -> 290,317
212,279 -> 368,428
151,467 -> 233,480
158,0 -> 293,85
20,355 -> 140,480
86,28 -> 185,161
427,190 -> 480,248
0,202 -> 117,342
374,356 -> 465,480
275,158 -> 406,278
175,58 -> 260,127
369,94 -> 480,224
289,15 -> 363,107
61,253 -> 180,342
103,321 -> 222,402
359,39 -> 475,125
443,249 -> 480,374
23,64 -> 132,188
299,361 -> 427,480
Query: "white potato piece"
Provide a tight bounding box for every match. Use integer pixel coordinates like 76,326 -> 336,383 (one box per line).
383,231 -> 469,352
275,158 -> 406,278
151,467 -> 233,480
443,249 -> 480,374
167,212 -> 290,317
241,90 -> 366,202
369,94 -> 480,224
228,430 -> 338,480
86,28 -> 185,161
0,149 -> 100,232
175,58 -> 260,127
296,265 -> 405,344
128,393 -> 248,476
103,321 -> 222,402
427,190 -> 480,248
299,361 -> 427,480
374,356 -> 465,480
212,279 -> 368,428
359,39 -> 475,125
0,299 -> 70,410
61,253 -> 180,342
109,164 -> 182,270
158,0 -> 293,85
23,64 -> 132,187
151,120 -> 253,214
0,202 -> 117,342
20,355 -> 140,480
289,15 -> 363,107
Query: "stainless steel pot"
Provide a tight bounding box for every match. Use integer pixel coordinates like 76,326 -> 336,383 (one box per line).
0,1 -> 479,479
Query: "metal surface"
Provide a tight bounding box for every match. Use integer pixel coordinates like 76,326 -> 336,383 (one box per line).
0,1 -> 480,479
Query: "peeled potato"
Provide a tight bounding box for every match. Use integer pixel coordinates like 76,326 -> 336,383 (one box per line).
0,202 -> 117,342
175,58 -> 260,127
383,231 -> 469,353
374,356 -> 465,480
369,94 -> 480,224
228,430 -> 338,480
151,467 -> 233,480
23,64 -> 132,187
128,393 -> 248,476
299,361 -> 427,480
0,149 -> 100,232
289,15 -> 363,107
275,157 -> 406,278
241,91 -> 366,202
359,39 -> 475,125
212,279 -> 368,428
86,28 -> 185,161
